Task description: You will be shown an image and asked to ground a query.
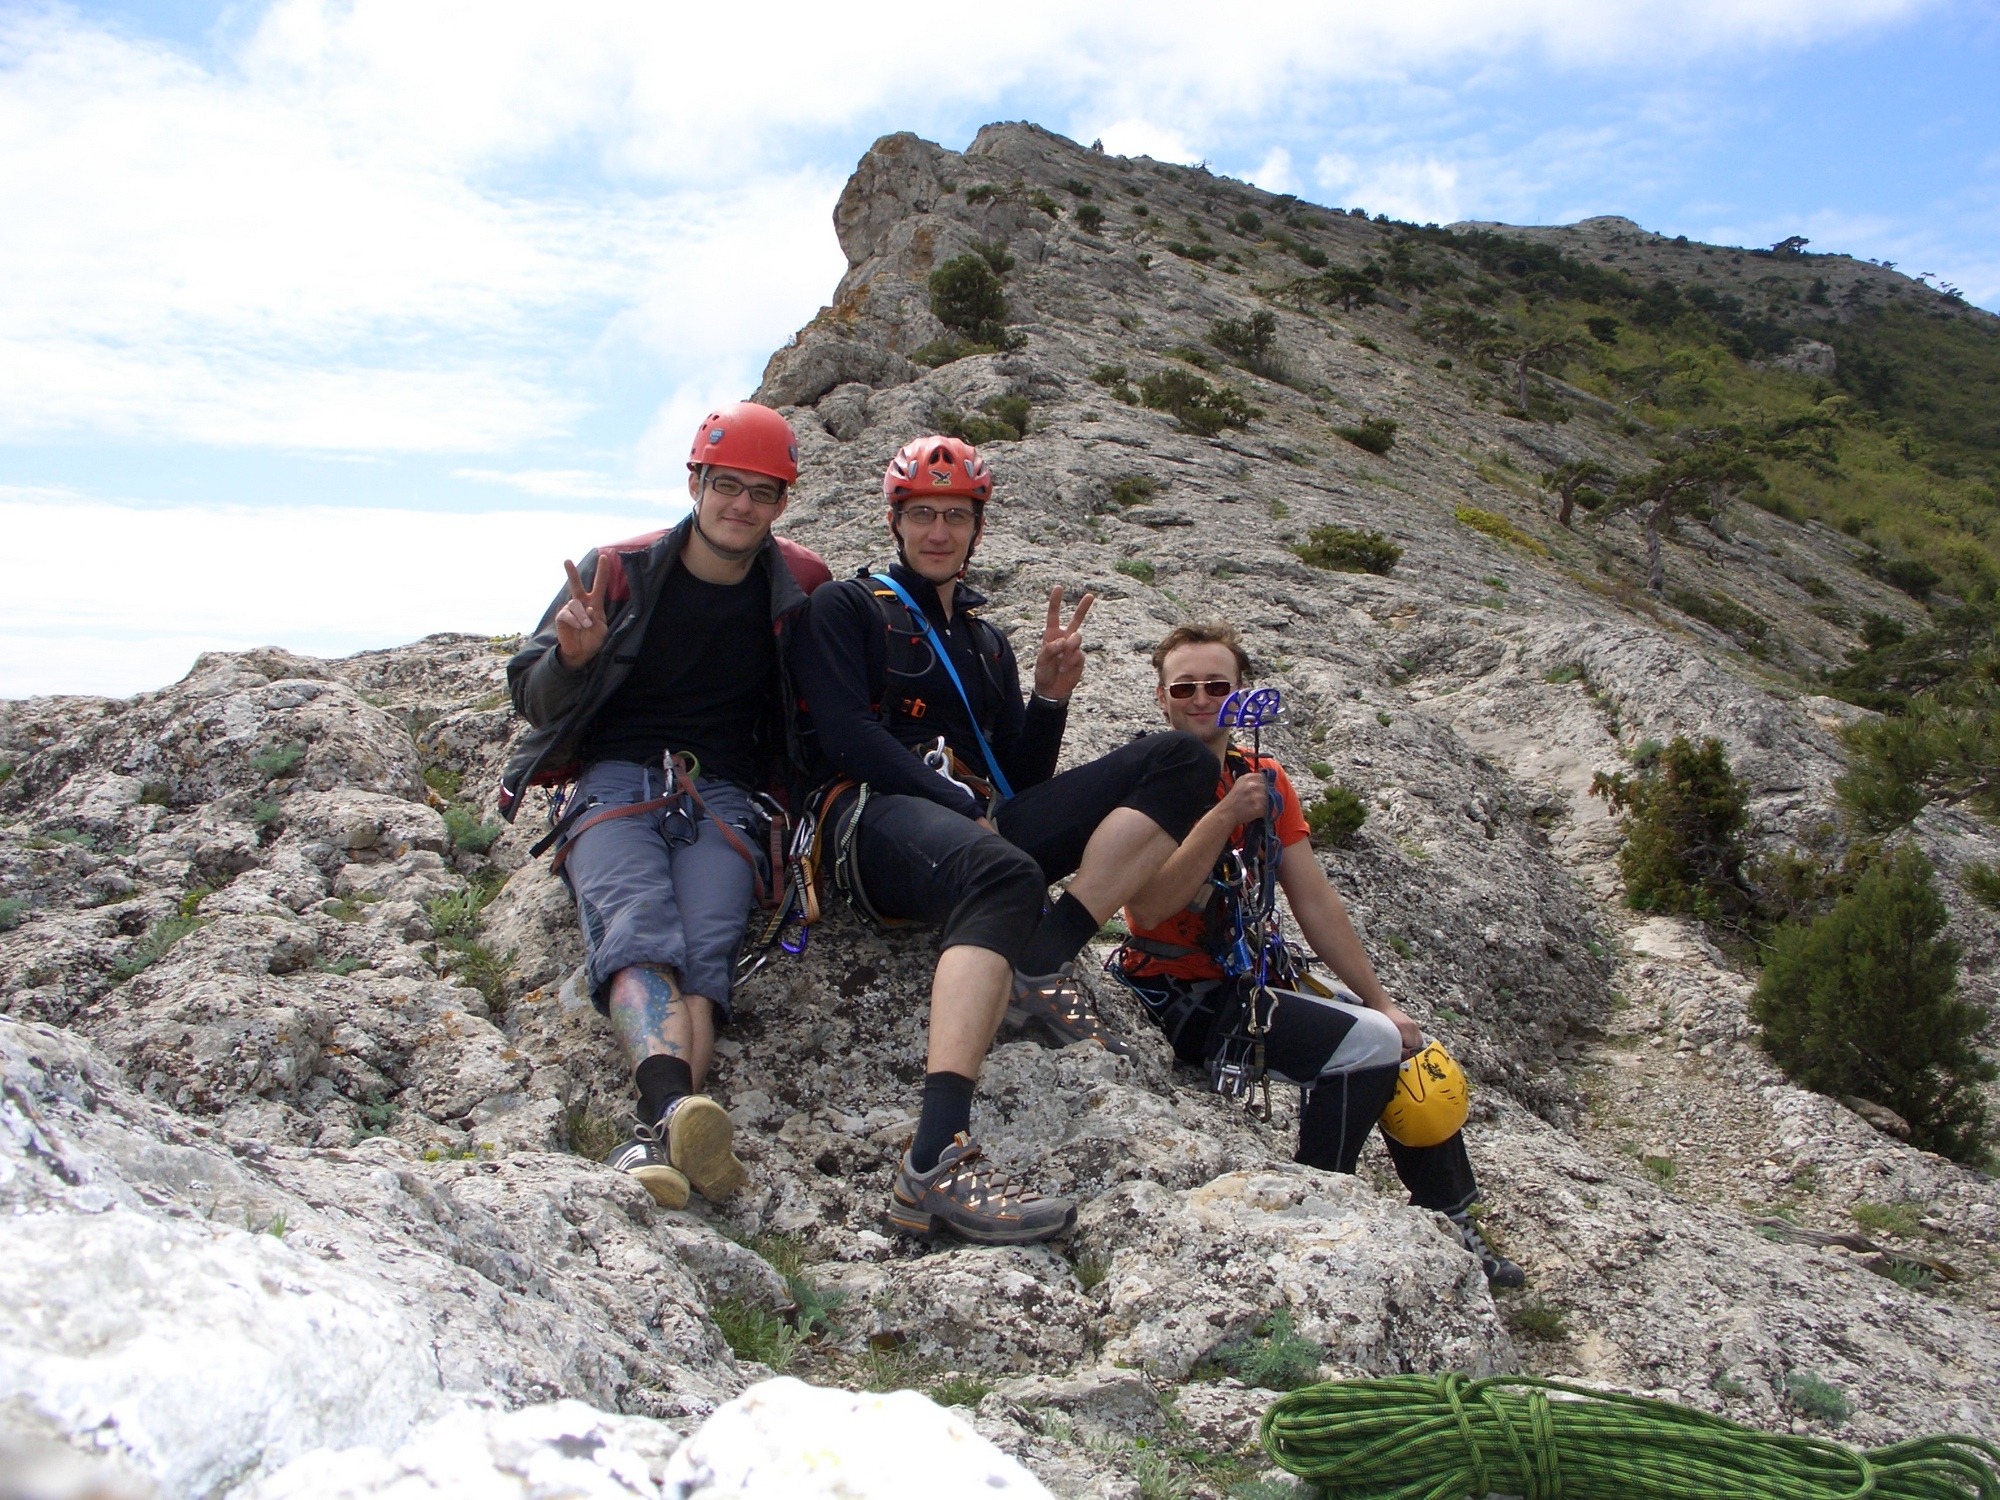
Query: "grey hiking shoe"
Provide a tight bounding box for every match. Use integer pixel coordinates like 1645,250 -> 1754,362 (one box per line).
665,1094 -> 746,1202
886,1134 -> 1077,1245
606,1118 -> 690,1209
1008,966 -> 1130,1055
1451,1208 -> 1525,1288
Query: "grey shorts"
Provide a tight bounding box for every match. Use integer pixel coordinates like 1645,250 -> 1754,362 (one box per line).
557,761 -> 768,1018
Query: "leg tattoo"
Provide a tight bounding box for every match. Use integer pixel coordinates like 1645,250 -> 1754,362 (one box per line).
609,964 -> 685,1063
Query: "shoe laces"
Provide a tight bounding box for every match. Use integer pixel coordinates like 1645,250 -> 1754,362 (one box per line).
1031,971 -> 1104,1030
633,1115 -> 667,1148
934,1140 -> 1049,1209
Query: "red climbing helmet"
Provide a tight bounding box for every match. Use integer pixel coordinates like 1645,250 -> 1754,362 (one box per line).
688,402 -> 800,485
882,434 -> 993,505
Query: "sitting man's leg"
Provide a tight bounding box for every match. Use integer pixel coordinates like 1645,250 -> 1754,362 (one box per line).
838,789 -> 1075,1244
996,731 -> 1215,1048
1266,988 -> 1523,1286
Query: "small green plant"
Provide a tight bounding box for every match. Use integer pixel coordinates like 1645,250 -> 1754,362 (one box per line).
1641,1154 -> 1677,1187
930,1375 -> 992,1408
112,914 -> 206,981
1752,843 -> 1989,1161
1207,311 -> 1278,370
1543,664 -> 1584,685
32,828 -> 95,850
564,1107 -> 622,1161
423,765 -> 465,798
0,897 -> 27,931
443,940 -> 516,1012
1110,475 -> 1158,506
321,893 -> 383,922
427,886 -> 489,941
1092,363 -> 1129,386
1072,1247 -> 1111,1290
251,742 -> 306,780
1306,787 -> 1367,847
1209,1311 -> 1323,1391
1139,368 -> 1258,435
179,886 -> 212,918
1387,934 -> 1412,959
1166,240 -> 1219,263
1455,504 -> 1547,555
1028,189 -> 1060,217
1333,417 -> 1397,455
1165,343 -> 1219,371
353,1091 -> 398,1141
1115,559 -> 1158,585
712,1297 -> 800,1372
1590,736 -> 1751,920
1507,1299 -> 1570,1342
251,800 -> 284,828
1062,177 -> 1093,198
1964,861 -> 2000,911
933,394 -> 1030,445
315,956 -> 369,976
1377,712 -> 1392,727
1850,1200 -> 1923,1238
0,761 -> 12,787
1307,760 -> 1334,778
1075,203 -> 1105,232
1786,1372 -> 1851,1424
1712,1373 -> 1750,1399
1292,524 -> 1401,575
1881,1258 -> 1938,1293
138,781 -> 172,806
442,802 -> 504,855
928,253 -> 1009,345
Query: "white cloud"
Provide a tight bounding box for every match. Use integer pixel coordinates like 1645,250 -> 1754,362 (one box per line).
0,498 -> 666,698
1250,147 -> 1298,196
452,469 -> 687,504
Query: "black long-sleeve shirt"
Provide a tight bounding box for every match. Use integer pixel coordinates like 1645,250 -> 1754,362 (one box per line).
794,563 -> 1067,819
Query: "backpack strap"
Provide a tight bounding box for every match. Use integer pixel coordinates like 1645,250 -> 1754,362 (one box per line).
868,574 -> 1015,801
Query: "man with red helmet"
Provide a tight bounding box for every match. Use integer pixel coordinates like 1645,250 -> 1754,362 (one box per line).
792,434 -> 1215,1245
502,401 -> 831,1210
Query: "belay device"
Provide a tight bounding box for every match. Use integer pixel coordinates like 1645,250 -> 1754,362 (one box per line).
1208,686 -> 1288,1120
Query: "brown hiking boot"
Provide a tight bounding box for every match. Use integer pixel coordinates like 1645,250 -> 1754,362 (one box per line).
666,1094 -> 746,1201
606,1118 -> 690,1209
1008,966 -> 1130,1055
886,1135 -> 1076,1245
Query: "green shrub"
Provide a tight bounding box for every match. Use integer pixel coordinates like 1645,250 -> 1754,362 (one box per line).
423,765 -> 464,799
1115,559 -> 1157,585
1110,475 -> 1157,506
1207,311 -> 1278,369
963,183 -> 997,203
712,1297 -> 799,1372
251,800 -> 285,829
1165,343 -> 1218,371
1333,417 -> 1398,455
1138,369 -> 1258,435
1061,177 -> 1092,198
928,254 -> 1009,344
913,335 -> 1009,367
112,915 -> 207,981
1543,664 -> 1584,684
1868,551 -> 1942,599
1209,1311 -> 1323,1391
1074,203 -> 1105,232
1293,524 -> 1401,575
1963,860 -> 2000,910
1091,363 -> 1129,387
442,802 -> 504,854
1165,240 -> 1219,264
1306,787 -> 1368,847
1786,1373 -> 1851,1425
1231,210 -> 1263,235
251,742 -> 306,780
0,897 -> 27,932
138,781 -> 172,806
1507,1300 -> 1570,1342
1834,690 -> 2000,833
1589,736 -> 1751,920
1849,1199 -> 1923,1238
1028,190 -> 1060,217
1454,504 -> 1547,555
1752,843 -> 1989,1161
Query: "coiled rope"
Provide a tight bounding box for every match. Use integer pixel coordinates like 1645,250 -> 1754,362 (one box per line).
1260,1373 -> 2000,1500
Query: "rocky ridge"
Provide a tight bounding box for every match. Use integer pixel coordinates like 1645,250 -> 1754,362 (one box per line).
3,123 -> 1998,1499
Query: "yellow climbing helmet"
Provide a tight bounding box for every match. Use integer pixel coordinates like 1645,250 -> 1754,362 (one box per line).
1379,1039 -> 1469,1148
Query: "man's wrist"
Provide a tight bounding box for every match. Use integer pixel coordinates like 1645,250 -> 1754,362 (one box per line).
1029,691 -> 1069,709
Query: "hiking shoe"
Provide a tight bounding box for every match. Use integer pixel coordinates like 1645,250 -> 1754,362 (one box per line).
886,1134 -> 1077,1245
1008,966 -> 1130,1055
606,1118 -> 690,1209
666,1094 -> 747,1201
1451,1208 -> 1526,1289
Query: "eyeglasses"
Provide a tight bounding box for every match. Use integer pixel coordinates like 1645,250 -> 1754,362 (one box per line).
899,504 -> 978,530
1165,679 -> 1237,700
707,474 -> 785,507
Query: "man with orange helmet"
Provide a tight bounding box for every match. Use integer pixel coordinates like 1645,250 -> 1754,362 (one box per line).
502,401 -> 831,1211
1110,621 -> 1522,1286
793,434 -> 1215,1246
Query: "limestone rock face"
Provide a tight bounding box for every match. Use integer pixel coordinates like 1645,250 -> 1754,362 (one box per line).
4,121 -> 2000,1498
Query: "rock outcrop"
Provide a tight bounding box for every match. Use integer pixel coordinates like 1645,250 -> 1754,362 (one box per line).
4,123 -> 1998,1498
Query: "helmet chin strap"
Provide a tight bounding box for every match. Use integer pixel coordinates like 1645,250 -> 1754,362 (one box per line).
690,465 -> 769,564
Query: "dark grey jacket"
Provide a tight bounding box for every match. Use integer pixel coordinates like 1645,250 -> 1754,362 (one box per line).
498,516 -> 831,820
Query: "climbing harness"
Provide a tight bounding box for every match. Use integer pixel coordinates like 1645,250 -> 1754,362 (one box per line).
923,734 -> 979,803
1260,1371 -> 2000,1500
1208,687 -> 1287,1120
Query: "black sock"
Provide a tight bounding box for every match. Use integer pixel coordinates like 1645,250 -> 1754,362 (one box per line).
909,1070 -> 976,1172
635,1054 -> 695,1127
1017,890 -> 1100,977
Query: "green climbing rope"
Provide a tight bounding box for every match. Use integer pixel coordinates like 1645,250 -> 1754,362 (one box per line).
1260,1373 -> 2000,1500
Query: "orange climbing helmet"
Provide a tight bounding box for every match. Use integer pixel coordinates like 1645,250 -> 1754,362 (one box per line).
882,434 -> 993,505
688,402 -> 799,484
1379,1039 -> 1470,1148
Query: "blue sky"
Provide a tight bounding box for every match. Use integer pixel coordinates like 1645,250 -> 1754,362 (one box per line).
2,0 -> 1995,695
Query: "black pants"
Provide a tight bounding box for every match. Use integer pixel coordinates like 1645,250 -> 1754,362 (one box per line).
833,731 -> 1214,966
1116,968 -> 1479,1215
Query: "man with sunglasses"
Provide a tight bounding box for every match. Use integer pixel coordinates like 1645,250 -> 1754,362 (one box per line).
793,434 -> 1215,1246
1110,621 -> 1523,1286
501,402 -> 830,1211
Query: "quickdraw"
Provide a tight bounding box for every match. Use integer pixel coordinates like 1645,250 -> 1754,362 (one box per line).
1208,687 -> 1287,1121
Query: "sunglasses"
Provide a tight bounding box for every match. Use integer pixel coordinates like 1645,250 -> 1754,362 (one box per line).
1165,679 -> 1237,700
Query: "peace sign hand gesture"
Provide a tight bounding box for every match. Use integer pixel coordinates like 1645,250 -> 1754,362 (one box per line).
555,558 -> 609,671
1032,584 -> 1096,702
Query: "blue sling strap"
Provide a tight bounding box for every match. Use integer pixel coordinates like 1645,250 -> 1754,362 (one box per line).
869,573 -> 1016,802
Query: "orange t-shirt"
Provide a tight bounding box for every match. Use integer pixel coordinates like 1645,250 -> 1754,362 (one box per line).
1120,750 -> 1309,981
